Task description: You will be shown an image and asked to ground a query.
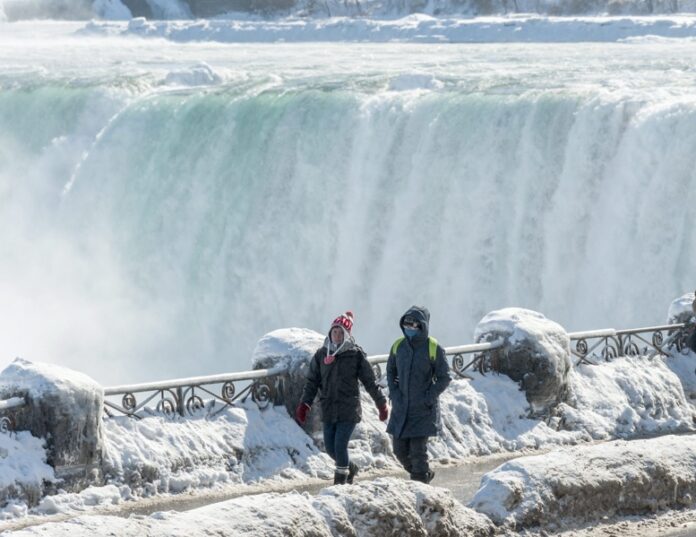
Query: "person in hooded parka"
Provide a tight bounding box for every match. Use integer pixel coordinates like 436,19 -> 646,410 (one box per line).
386,305 -> 451,483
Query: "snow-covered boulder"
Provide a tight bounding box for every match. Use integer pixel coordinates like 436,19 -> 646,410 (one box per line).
474,308 -> 571,417
667,292 -> 696,324
252,328 -> 325,431
0,359 -> 104,491
470,435 -> 696,528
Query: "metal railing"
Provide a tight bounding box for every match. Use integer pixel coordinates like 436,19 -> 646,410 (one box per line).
367,338 -> 506,380
102,322 -> 694,419
568,323 -> 690,365
103,365 -> 288,419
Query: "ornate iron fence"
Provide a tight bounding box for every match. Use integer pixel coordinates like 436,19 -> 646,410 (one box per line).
569,323 -> 691,365
103,365 -> 287,419
103,322 -> 694,419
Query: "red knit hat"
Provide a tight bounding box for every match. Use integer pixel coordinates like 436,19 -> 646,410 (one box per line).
331,311 -> 354,333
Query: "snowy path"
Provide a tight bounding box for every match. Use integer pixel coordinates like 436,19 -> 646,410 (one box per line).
6,444 -> 696,536
0,454 -> 513,533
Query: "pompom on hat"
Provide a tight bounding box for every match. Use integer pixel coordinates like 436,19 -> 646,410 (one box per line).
331,311 -> 354,333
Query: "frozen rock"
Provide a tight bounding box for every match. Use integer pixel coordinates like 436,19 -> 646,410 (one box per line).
474,308 -> 571,417
470,434 -> 696,528
252,328 -> 325,431
0,359 -> 104,491
667,292 -> 696,324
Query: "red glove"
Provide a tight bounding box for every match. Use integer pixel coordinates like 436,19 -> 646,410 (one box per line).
295,403 -> 311,425
378,403 -> 389,422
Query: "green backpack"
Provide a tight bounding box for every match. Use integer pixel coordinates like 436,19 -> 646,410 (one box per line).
390,336 -> 439,361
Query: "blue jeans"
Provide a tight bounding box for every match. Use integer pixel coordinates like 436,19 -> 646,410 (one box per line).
323,421 -> 356,469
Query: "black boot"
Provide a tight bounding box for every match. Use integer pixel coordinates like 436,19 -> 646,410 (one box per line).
347,462 -> 359,484
334,471 -> 348,485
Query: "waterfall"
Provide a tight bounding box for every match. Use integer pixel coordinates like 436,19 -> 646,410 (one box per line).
1,44 -> 695,382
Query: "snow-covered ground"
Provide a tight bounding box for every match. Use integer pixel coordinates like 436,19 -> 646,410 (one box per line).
2,312 -> 696,534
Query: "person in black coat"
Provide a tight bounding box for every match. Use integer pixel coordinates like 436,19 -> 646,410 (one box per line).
295,311 -> 388,485
386,305 -> 451,483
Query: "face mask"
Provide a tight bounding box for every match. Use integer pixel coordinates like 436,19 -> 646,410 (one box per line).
404,327 -> 420,338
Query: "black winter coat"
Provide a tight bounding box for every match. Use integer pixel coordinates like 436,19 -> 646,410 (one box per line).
386,306 -> 451,439
301,340 -> 386,424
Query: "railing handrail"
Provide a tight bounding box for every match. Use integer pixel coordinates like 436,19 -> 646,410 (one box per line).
568,328 -> 617,339
0,396 -> 25,411
104,364 -> 288,396
615,323 -> 686,336
104,323 -> 691,396
105,339 -> 508,395
367,338 -> 506,365
567,323 -> 687,341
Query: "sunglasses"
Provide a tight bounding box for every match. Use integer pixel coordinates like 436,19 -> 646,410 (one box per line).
402,317 -> 420,329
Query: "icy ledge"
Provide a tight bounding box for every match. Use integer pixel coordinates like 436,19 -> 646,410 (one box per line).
80,15 -> 696,43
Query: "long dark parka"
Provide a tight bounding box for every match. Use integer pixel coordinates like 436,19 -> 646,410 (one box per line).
301,334 -> 386,423
386,306 -> 451,438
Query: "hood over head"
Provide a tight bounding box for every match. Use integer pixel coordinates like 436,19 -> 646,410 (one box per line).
399,305 -> 430,339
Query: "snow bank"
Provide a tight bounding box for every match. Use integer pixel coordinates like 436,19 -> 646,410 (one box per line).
470,434 -> 696,528
5,478 -> 494,537
0,432 -> 54,510
474,308 -> 571,416
33,484 -> 123,515
428,347 -> 695,462
312,478 -> 494,537
429,376 -> 583,461
80,15 -> 696,43
558,356 -> 695,439
102,401 -> 333,496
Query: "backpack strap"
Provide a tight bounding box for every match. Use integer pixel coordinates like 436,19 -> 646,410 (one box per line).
428,337 -> 438,361
391,337 -> 405,356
